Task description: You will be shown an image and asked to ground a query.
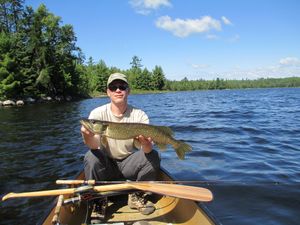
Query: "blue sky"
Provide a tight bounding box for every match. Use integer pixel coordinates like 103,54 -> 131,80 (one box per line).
25,0 -> 300,80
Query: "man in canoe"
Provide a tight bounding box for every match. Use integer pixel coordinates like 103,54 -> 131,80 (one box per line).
81,72 -> 160,217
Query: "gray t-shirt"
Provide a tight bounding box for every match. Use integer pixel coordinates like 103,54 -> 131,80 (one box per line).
89,103 -> 149,159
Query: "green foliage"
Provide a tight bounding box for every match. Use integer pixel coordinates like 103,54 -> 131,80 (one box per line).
94,60 -> 110,93
0,1 -> 83,99
76,64 -> 90,97
130,55 -> 142,69
151,66 -> 165,90
127,67 -> 141,89
36,68 -> 50,88
85,58 -> 110,93
135,68 -> 152,90
0,0 -> 24,33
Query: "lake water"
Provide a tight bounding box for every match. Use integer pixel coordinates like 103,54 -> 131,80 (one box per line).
0,88 -> 299,225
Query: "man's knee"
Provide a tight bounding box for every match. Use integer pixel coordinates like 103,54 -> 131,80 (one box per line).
138,150 -> 160,180
84,150 -> 105,166
84,150 -> 106,179
145,150 -> 160,169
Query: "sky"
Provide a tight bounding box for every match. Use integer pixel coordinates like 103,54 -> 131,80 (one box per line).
25,0 -> 300,80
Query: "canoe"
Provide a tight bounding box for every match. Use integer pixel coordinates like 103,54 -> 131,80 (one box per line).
39,168 -> 218,225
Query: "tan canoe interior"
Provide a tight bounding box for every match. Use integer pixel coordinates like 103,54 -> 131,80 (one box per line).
41,171 -> 215,225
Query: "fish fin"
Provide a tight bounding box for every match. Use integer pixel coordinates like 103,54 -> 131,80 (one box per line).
157,126 -> 174,136
156,143 -> 168,151
174,141 -> 192,160
100,136 -> 108,149
133,139 -> 141,149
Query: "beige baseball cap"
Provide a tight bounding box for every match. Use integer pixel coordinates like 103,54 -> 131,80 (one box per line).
107,73 -> 128,87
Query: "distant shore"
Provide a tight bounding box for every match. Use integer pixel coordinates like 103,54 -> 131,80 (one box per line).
1,86 -> 299,107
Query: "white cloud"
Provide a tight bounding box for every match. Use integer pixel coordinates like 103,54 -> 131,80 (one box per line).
186,61 -> 300,80
219,64 -> 300,80
221,16 -> 232,25
129,0 -> 171,15
169,57 -> 300,80
143,0 -> 171,8
155,15 -> 222,38
191,63 -> 210,69
167,63 -> 300,80
279,57 -> 300,66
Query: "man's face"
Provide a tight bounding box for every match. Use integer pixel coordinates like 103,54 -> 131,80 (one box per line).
107,80 -> 129,104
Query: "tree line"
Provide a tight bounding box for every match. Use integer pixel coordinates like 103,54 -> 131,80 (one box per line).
84,55 -> 166,96
0,1 -> 299,100
165,76 -> 300,91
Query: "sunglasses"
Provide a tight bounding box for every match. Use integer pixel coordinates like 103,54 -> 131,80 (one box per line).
108,84 -> 128,91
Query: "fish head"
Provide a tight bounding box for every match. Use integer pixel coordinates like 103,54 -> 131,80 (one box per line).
80,119 -> 108,134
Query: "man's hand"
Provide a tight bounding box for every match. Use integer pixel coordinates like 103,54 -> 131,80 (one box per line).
136,135 -> 153,153
81,125 -> 94,137
81,125 -> 100,149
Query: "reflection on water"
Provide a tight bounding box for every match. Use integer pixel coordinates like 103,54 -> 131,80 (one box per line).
0,88 -> 300,225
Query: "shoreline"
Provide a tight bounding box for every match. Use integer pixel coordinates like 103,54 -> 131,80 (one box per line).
1,87 -> 299,107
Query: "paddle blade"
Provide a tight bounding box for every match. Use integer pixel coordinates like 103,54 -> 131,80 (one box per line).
129,183 -> 213,202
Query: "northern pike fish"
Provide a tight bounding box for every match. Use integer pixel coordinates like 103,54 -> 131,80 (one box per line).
80,119 -> 192,160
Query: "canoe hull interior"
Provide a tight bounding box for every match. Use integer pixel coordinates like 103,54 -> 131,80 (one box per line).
41,169 -> 216,225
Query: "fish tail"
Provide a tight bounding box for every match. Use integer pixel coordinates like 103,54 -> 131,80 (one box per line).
173,141 -> 192,160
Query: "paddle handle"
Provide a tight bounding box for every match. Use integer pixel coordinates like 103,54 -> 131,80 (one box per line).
2,188 -> 76,201
2,184 -> 132,201
56,180 -> 96,185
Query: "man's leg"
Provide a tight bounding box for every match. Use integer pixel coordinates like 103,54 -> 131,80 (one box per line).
84,149 -> 123,180
119,150 -> 160,215
84,149 -> 122,221
118,150 -> 160,181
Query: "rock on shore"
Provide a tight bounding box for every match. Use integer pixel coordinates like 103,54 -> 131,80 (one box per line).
0,96 -> 73,107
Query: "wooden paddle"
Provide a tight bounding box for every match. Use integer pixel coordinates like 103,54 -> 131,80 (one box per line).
2,182 -> 213,202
